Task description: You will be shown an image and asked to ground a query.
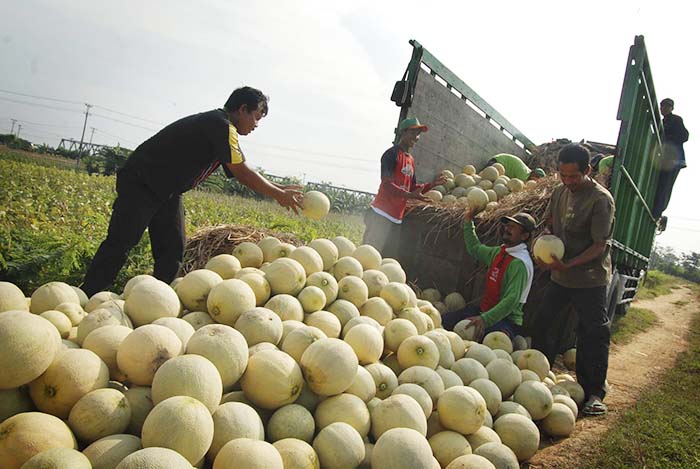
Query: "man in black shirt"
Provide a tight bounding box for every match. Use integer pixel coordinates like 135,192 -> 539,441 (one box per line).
652,98 -> 689,218
82,87 -> 303,296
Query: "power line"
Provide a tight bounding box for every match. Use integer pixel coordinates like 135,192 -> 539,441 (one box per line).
92,105 -> 165,126
0,89 -> 84,105
0,96 -> 84,114
91,113 -> 159,132
0,117 -> 82,130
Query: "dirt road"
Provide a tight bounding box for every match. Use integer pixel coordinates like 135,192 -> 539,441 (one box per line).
528,285 -> 697,468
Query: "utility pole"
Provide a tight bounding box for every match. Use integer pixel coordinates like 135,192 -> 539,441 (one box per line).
76,103 -> 92,166
16,124 -> 22,138
89,127 -> 96,145
10,119 -> 17,135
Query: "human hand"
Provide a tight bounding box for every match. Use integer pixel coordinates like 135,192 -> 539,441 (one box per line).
409,188 -> 429,202
471,315 -> 486,342
433,175 -> 448,186
275,188 -> 304,214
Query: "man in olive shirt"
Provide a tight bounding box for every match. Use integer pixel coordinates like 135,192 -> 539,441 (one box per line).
533,143 -> 615,416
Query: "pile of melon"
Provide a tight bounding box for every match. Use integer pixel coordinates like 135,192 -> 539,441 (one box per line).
424,162 -> 538,212
0,235 -> 581,469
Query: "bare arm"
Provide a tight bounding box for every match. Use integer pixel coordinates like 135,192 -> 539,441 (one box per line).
225,162 -> 303,213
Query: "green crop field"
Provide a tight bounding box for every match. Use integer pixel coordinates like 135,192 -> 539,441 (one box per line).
0,151 -> 365,294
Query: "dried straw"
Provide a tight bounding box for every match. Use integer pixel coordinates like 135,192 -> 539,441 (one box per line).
180,224 -> 302,275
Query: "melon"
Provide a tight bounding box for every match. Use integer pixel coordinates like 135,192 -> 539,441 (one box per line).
482,332 -> 513,353
481,166 -> 499,182
392,382 -> 433,418
19,448 -> 90,469
84,292 -> 120,313
30,281 -> 80,314
438,386 -> 487,435
420,288 -> 441,303
493,184 -> 509,199
345,365 -> 377,403
301,338 -> 358,396
0,411 -> 77,469
441,330 -> 466,359
249,342 -> 278,356
265,294 -> 304,322
302,191 -> 331,219
83,325 -> 132,381
116,324 -> 182,386
381,283 -> 410,312
474,442 -> 519,469
151,354 -> 222,413
76,308 -> 132,346
443,194 -> 458,204
557,380 -> 585,407
261,258 -> 307,296
436,366 -> 463,389
331,236 -> 355,259
426,190 -> 443,203
505,178 -> 523,193
352,244 -> 382,270
0,311 -> 61,389
309,238 -> 340,271
235,267 -> 266,278
326,299 -> 361,327
288,246 -> 323,276
208,402 -> 265,460
298,286 -> 326,313
444,292 -> 467,312
541,402 -> 575,437
232,242 -> 264,268
455,173 -> 475,188
466,426 -> 501,451
362,269 -> 390,298
424,331 -> 456,369
533,235 -> 565,264
305,272 -> 339,307
397,335 -> 440,370
267,403 -> 315,443
451,358 -> 488,385
512,381 -> 553,420
338,276 -> 369,308
142,395 -> 214,464
182,311 -> 215,329
152,317 -> 195,353
485,359 -> 522,399
206,279 -> 257,326
466,343 -> 497,366
427,411 -> 446,438
383,354 -> 403,377
379,263 -> 407,283
83,434 -> 143,469
258,236 -> 282,262
466,188 -> 489,211
273,438 -> 320,469
384,318 -> 418,352
237,273 -> 271,306
313,422 -> 365,468
215,439 -> 285,469
115,447 -> 192,469
67,388 -> 131,443
370,393 -> 427,439
469,378 -> 502,416
29,348 -> 109,418
344,324 -> 383,364
0,282 -> 28,312
241,349 -> 303,409
0,387 -> 34,422
372,427 -> 435,469
398,366 -> 445,404
205,254 -> 242,279
429,431 -> 472,468
305,311 -> 342,338
235,307 -> 283,346
54,302 -> 86,326
186,324 -> 248,390
332,256 -> 364,281
492,414 -> 539,462
124,279 -> 180,327
365,362 -> 398,399
515,349 -> 550,380
268,242 -> 296,261
445,454 -> 495,468
282,326 -> 327,363
360,297 -> 394,325
479,180 -> 494,190
563,348 -> 576,370
176,269 -> 222,312
315,393 -> 370,437
553,394 -> 579,419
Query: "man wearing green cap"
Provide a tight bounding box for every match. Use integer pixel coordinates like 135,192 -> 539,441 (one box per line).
487,153 -> 544,181
364,117 -> 445,257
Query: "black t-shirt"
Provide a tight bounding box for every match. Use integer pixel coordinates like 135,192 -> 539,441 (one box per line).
121,109 -> 245,200
663,114 -> 689,145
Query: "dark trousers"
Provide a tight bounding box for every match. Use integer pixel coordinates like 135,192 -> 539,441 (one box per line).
652,166 -> 681,218
532,282 -> 610,400
362,209 -> 402,259
441,305 -> 521,338
82,170 -> 186,297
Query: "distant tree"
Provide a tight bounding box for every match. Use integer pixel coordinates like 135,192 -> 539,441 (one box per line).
99,146 -> 132,175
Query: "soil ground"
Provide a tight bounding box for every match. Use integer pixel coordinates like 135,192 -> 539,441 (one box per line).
527,285 -> 697,468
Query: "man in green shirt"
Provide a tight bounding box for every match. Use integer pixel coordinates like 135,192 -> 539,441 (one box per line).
533,143 -> 615,417
441,212 -> 536,341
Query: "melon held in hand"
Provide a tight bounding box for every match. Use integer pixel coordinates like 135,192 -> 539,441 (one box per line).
302,191 -> 331,220
533,235 -> 565,264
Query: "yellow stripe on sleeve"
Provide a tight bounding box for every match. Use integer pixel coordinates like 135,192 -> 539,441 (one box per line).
228,124 -> 245,164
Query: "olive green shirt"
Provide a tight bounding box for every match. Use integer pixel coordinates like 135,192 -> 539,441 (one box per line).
545,180 -> 615,288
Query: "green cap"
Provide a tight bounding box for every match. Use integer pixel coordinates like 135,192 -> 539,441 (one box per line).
398,117 -> 428,133
533,168 -> 546,178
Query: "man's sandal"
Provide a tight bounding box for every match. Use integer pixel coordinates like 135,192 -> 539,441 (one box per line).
582,398 -> 607,416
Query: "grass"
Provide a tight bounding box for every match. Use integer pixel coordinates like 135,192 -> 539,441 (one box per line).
0,144 -> 86,171
0,154 -> 364,294
610,307 -> 659,345
635,270 -> 686,300
582,304 -> 700,469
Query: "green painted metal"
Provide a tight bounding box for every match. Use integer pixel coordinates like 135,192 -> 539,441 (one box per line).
401,39 -> 536,153
610,35 -> 663,270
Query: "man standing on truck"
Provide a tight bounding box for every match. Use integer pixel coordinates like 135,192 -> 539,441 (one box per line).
652,98 -> 689,218
487,153 -> 545,182
363,117 -> 445,257
532,143 -> 615,417
81,86 -> 304,297
441,212 -> 536,341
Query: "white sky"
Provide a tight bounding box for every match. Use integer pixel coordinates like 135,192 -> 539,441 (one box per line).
1,0 -> 698,253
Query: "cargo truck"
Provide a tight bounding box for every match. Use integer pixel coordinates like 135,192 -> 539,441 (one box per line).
388,36 -> 664,345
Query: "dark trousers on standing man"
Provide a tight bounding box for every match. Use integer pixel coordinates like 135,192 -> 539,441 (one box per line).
82,169 -> 186,297
652,167 -> 681,218
532,282 -> 610,400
